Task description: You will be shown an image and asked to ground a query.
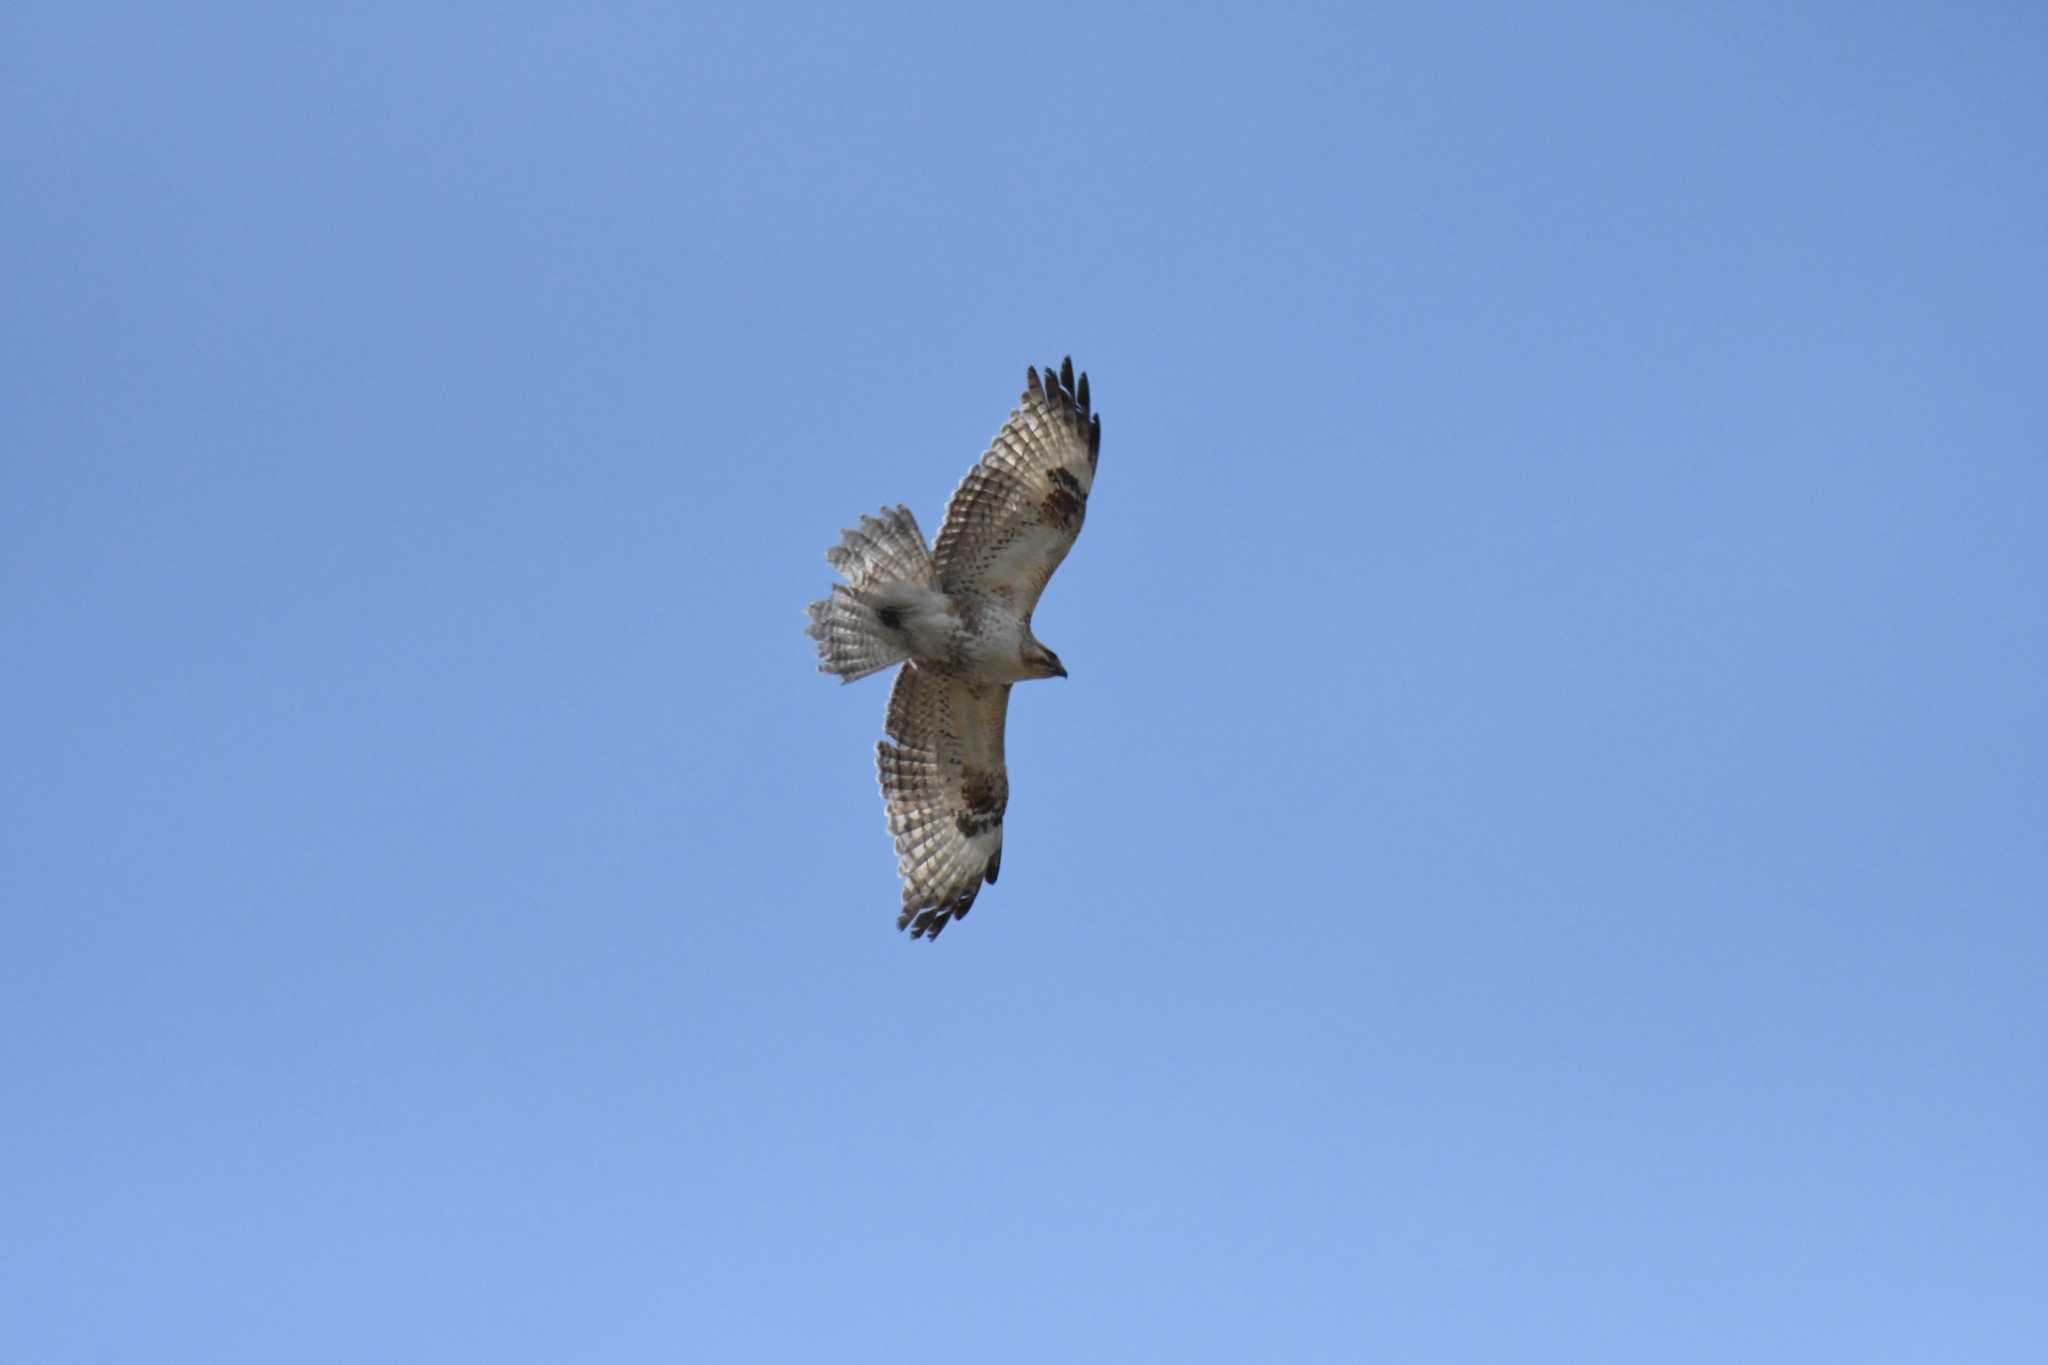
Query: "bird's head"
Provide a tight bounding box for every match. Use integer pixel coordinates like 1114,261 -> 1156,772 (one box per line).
1026,641 -> 1068,679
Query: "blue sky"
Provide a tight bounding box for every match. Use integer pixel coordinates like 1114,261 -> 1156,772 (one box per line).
4,3 -> 2043,1361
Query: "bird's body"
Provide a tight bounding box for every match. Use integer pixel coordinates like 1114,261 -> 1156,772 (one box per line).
806,359 -> 1100,939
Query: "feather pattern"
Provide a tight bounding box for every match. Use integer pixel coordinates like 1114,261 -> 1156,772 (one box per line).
876,664 -> 1010,939
933,357 -> 1100,623
805,505 -> 941,683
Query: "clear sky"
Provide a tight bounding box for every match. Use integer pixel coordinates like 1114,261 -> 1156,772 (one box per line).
4,4 -> 2043,1361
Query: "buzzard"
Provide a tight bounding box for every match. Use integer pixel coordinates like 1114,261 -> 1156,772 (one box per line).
806,358 -> 1101,939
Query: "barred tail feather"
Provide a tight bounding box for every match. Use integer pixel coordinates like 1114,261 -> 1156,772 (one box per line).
822,505 -> 934,589
807,587 -> 908,683
806,505 -> 942,684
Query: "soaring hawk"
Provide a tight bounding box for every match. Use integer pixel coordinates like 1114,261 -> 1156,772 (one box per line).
806,358 -> 1101,939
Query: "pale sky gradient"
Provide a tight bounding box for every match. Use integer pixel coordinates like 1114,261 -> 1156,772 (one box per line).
4,4 -> 2044,1362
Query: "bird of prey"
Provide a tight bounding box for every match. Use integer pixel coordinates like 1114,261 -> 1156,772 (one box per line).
806,358 -> 1101,939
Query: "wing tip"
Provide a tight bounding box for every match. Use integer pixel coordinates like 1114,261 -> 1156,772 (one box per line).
1033,356 -> 1095,443
1026,358 -> 1089,407
894,847 -> 1004,938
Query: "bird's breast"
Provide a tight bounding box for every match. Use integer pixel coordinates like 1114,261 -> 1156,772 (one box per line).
945,595 -> 1034,684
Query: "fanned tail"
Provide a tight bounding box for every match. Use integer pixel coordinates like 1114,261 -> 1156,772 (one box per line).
805,505 -> 940,684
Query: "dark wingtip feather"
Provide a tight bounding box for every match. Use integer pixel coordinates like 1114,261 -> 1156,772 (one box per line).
903,906 -> 948,940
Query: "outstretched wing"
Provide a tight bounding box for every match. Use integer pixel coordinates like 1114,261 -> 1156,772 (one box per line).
875,663 -> 1011,940
932,357 -> 1101,623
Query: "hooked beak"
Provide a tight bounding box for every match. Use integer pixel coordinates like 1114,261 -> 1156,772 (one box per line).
1052,660 -> 1068,678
